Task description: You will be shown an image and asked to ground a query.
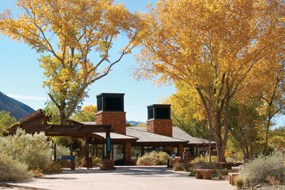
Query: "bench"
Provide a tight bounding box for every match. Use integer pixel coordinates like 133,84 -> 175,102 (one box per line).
100,159 -> 116,170
228,172 -> 239,185
60,155 -> 75,170
194,169 -> 215,180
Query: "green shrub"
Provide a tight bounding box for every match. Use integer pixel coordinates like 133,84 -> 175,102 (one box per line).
235,177 -> 244,190
191,154 -> 217,164
0,129 -> 52,170
43,162 -> 62,174
31,168 -> 43,177
191,161 -> 215,169
215,169 -> 223,180
0,153 -> 32,182
239,153 -> 285,186
74,156 -> 84,167
190,154 -> 216,170
158,152 -> 170,164
173,162 -> 184,171
92,156 -> 102,166
188,169 -> 195,176
173,162 -> 193,172
136,151 -> 169,166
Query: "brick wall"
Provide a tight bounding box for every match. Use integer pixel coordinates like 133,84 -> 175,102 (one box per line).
96,111 -> 126,134
178,143 -> 184,157
124,141 -> 132,165
146,119 -> 172,137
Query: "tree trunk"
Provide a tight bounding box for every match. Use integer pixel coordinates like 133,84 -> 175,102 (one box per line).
60,110 -> 67,125
206,112 -> 227,162
214,115 -> 226,162
196,88 -> 228,162
216,140 -> 226,162
263,116 -> 271,155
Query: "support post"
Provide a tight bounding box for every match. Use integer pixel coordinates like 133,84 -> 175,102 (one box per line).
85,136 -> 91,169
106,128 -> 111,159
70,141 -> 75,170
53,143 -> 57,161
178,144 -> 184,158
208,126 -> 212,164
100,125 -> 115,170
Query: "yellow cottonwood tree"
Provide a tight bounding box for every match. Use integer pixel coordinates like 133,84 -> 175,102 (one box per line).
0,0 -> 145,124
248,62 -> 285,154
168,83 -> 209,138
135,0 -> 285,161
72,104 -> 97,122
0,111 -> 17,136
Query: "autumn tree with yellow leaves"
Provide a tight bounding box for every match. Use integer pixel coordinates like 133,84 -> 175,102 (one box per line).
72,104 -> 97,122
0,0 -> 145,124
254,63 -> 285,154
135,0 -> 285,161
168,83 -> 209,139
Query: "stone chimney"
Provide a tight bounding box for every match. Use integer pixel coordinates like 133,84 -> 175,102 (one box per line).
95,93 -> 126,134
146,104 -> 172,137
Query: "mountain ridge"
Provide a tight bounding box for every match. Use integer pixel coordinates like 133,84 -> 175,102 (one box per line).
0,91 -> 35,120
127,120 -> 146,127
0,92 -> 147,124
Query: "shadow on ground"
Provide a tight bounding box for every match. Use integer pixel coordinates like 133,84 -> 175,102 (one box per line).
39,176 -> 77,180
0,183 -> 49,190
61,166 -> 189,178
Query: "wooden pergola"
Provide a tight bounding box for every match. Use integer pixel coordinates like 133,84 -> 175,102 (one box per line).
9,124 -> 112,169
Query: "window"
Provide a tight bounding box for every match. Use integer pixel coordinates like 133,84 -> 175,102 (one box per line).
148,107 -> 154,119
97,96 -> 103,111
105,97 -> 123,111
155,107 -> 170,119
96,93 -> 124,112
147,105 -> 171,120
112,144 -> 124,165
131,146 -> 141,161
94,144 -> 104,159
155,147 -> 164,152
143,146 -> 154,154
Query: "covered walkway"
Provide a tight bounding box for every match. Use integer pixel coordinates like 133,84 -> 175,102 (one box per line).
8,109 -> 113,169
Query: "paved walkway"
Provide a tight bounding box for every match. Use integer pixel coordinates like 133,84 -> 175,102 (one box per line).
8,166 -> 236,190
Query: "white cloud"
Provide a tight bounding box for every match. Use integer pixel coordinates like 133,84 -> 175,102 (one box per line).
7,94 -> 47,101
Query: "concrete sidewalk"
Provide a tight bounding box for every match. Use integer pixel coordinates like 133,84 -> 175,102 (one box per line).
9,166 -> 236,190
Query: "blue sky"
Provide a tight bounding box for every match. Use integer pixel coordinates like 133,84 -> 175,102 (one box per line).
1,1 -> 285,127
0,0 -> 176,122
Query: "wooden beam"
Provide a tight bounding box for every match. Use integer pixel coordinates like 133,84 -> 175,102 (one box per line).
10,124 -> 112,137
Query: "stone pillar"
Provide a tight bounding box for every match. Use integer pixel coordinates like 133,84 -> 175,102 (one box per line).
96,111 -> 126,135
147,119 -> 172,137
